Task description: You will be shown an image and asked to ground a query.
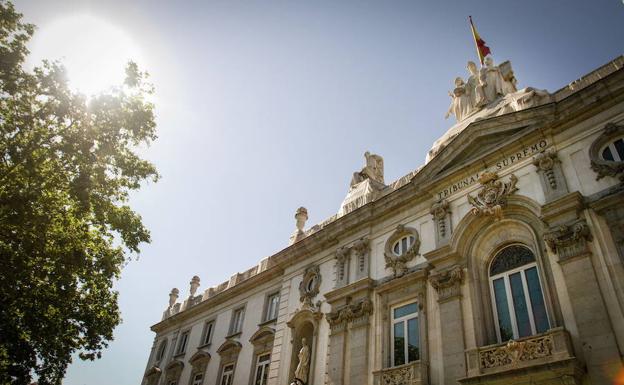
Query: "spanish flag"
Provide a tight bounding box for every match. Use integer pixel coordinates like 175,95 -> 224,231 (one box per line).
469,16 -> 491,65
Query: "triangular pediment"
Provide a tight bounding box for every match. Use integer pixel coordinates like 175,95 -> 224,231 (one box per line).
414,106 -> 554,184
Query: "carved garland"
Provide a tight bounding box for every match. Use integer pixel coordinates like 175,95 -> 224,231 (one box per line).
384,225 -> 421,278
589,122 -> 624,181
468,172 -> 518,220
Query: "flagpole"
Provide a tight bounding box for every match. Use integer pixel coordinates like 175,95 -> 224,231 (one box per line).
468,16 -> 483,65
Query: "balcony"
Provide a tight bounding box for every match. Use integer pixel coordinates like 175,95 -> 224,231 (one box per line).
461,327 -> 581,384
373,361 -> 427,385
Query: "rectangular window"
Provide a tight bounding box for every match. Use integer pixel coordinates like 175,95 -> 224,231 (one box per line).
391,302 -> 419,367
254,354 -> 271,385
202,320 -> 214,345
220,364 -> 235,385
176,331 -> 189,355
265,293 -> 280,322
230,307 -> 245,335
191,373 -> 203,385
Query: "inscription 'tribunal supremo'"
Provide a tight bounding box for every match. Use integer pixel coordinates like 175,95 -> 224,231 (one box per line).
436,139 -> 548,200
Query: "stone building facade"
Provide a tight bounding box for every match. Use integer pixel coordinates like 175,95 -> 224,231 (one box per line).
141,56 -> 624,385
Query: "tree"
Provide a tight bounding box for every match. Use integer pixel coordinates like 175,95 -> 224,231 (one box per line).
0,2 -> 159,384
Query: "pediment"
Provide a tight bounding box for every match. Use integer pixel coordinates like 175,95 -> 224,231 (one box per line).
249,326 -> 275,345
216,340 -> 242,355
189,350 -> 211,364
415,108 -> 553,184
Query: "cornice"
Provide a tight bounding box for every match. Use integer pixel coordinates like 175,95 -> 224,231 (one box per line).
324,277 -> 374,303
151,265 -> 284,333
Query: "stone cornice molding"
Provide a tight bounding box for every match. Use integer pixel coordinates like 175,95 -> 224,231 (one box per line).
429,265 -> 464,302
540,192 -> 585,227
324,277 -> 374,303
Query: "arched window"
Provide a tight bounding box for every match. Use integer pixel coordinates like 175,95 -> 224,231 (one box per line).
600,137 -> 624,161
392,235 -> 415,256
489,245 -> 549,342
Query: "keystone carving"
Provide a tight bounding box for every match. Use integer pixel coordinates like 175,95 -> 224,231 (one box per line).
468,172 -> 518,220
429,265 -> 463,301
544,219 -> 593,261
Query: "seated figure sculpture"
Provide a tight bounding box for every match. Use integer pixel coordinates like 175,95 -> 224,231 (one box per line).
350,151 -> 384,187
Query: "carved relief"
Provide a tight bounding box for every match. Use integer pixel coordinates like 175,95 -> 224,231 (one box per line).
384,225 -> 421,278
352,238 -> 370,279
188,350 -> 211,374
325,297 -> 373,328
429,265 -> 463,302
589,122 -> 624,181
335,246 -> 350,287
299,265 -> 321,309
479,336 -> 553,369
544,219 -> 593,261
468,172 -> 518,220
533,150 -> 558,188
430,199 -> 451,246
533,150 -> 569,202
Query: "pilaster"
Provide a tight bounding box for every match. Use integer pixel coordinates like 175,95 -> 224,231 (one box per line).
429,265 -> 466,385
542,192 -> 623,384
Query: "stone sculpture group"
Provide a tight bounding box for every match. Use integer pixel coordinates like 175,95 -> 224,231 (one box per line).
445,57 -> 517,122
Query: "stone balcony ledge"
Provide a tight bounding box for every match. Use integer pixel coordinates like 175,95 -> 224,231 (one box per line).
462,327 -> 578,382
373,361 -> 427,385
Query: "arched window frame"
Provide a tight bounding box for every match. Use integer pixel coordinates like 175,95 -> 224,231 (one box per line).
488,244 -> 550,342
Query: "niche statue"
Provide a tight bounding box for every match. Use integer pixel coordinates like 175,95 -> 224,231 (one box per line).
290,338 -> 310,385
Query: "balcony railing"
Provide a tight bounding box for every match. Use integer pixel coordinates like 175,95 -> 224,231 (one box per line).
373,361 -> 426,385
464,327 -> 575,378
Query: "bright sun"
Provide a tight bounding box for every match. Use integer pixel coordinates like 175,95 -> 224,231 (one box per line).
27,15 -> 143,96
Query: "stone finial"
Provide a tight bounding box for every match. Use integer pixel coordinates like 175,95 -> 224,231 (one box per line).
189,276 -> 200,297
289,207 -> 308,245
168,288 -> 179,308
295,207 -> 308,232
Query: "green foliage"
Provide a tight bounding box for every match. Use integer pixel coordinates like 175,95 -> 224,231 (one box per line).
0,1 -> 159,384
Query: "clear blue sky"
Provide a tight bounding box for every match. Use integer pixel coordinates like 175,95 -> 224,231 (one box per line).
16,1 -> 624,384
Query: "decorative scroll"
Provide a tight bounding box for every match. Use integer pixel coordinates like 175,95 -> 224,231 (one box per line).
533,150 -> 559,189
430,199 -> 451,239
468,172 -> 518,220
479,336 -> 553,369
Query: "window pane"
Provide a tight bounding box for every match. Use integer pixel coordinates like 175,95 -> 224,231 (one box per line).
393,303 -> 418,319
510,272 -> 532,337
393,321 -> 405,366
525,267 -> 549,333
615,139 -> 624,161
493,278 -> 514,341
401,237 -> 408,253
602,147 -> 614,161
407,318 -> 420,362
393,242 -> 400,255
254,364 -> 263,385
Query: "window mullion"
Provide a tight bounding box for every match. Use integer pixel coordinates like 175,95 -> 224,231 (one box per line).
504,276 -> 519,339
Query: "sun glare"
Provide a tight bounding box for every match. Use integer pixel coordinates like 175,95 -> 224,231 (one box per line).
27,15 -> 143,96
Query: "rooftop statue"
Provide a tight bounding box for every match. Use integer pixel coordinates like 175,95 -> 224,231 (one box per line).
479,56 -> 506,104
445,77 -> 473,122
350,151 -> 384,187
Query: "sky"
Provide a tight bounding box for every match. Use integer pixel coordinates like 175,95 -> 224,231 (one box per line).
14,0 -> 624,384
